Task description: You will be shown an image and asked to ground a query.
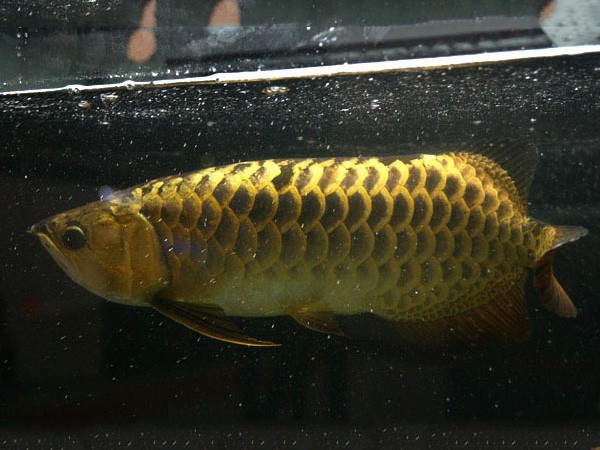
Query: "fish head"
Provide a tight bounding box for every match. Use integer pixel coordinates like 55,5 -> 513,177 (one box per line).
30,194 -> 169,306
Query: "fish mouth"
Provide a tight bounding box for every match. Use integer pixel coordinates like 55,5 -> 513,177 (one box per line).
28,222 -> 47,235
31,225 -> 82,285
34,229 -> 64,260
29,223 -> 62,258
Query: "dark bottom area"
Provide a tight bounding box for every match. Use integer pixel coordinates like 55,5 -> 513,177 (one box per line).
1,422 -> 598,449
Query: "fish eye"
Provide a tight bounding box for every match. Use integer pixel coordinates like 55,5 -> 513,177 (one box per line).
62,225 -> 87,250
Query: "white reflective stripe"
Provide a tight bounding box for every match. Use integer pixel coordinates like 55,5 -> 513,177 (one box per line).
3,45 -> 600,96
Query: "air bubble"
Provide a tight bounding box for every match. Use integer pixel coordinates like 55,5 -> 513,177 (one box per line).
262,86 -> 290,96
100,93 -> 119,103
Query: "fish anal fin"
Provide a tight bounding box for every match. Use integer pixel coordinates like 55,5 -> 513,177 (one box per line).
152,299 -> 280,347
287,306 -> 349,339
393,275 -> 531,349
533,250 -> 578,318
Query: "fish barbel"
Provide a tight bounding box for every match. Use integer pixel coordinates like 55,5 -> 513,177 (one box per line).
31,147 -> 587,348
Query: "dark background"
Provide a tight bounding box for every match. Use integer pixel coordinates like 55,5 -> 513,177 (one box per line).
0,1 -> 599,448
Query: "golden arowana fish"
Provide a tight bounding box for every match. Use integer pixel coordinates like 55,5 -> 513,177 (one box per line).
31,147 -> 587,348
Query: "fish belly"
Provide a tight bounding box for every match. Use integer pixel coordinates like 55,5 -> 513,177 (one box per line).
137,153 -> 538,320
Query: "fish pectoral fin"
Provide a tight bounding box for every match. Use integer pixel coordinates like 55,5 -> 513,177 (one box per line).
152,299 -> 280,347
287,307 -> 349,338
534,250 -> 578,318
393,273 -> 531,349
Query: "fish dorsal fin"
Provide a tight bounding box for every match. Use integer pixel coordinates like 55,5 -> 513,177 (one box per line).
474,141 -> 539,203
286,306 -> 349,338
380,141 -> 537,204
392,272 -> 531,349
152,299 -> 280,347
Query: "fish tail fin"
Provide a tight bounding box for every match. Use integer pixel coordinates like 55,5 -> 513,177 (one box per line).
550,225 -> 588,250
533,225 -> 587,318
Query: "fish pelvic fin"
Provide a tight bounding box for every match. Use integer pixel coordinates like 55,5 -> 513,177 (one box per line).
533,250 -> 578,318
286,306 -> 350,339
152,299 -> 280,347
393,272 -> 531,350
